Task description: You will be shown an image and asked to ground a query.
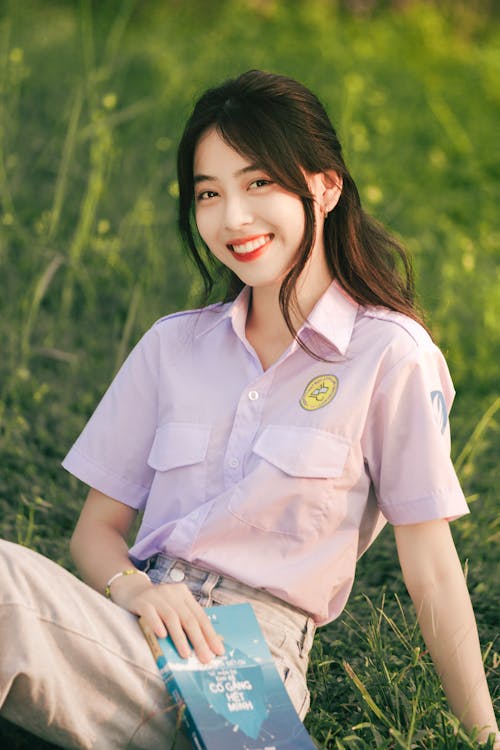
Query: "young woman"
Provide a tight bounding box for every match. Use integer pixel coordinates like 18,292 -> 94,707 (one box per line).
0,70 -> 498,749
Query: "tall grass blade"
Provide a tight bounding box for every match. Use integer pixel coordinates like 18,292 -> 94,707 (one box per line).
455,395 -> 500,477
426,85 -> 473,155
48,88 -> 83,240
21,254 -> 65,362
103,0 -> 137,69
343,660 -> 390,725
115,282 -> 141,373
60,123 -> 112,316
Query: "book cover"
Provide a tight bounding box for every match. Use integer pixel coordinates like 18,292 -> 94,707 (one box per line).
141,602 -> 317,750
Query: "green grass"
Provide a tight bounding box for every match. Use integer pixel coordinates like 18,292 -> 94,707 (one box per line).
0,1 -> 498,747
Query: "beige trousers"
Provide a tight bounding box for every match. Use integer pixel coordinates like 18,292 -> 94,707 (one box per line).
0,540 -> 191,749
0,541 -> 315,749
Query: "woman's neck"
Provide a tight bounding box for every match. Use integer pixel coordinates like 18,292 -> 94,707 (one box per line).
245,266 -> 333,370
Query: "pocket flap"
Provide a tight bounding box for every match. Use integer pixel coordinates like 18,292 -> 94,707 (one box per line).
147,422 -> 210,471
253,425 -> 349,478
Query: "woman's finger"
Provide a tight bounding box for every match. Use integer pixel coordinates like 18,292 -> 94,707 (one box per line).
160,612 -> 193,660
189,601 -> 225,656
154,594 -> 210,660
133,582 -> 225,662
181,617 -> 215,663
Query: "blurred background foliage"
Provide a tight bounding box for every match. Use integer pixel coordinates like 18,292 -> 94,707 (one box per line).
0,0 -> 498,747
1,0 -> 499,391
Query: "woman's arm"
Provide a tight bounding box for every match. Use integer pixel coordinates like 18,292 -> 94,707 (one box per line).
70,488 -> 224,663
394,519 -> 499,746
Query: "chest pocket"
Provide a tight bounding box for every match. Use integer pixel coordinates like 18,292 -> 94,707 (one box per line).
228,425 -> 350,539
147,422 -> 210,507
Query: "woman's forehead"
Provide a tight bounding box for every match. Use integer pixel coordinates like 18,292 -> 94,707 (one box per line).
193,128 -> 258,178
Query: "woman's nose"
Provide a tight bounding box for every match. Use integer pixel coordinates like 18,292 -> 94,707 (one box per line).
223,195 -> 252,230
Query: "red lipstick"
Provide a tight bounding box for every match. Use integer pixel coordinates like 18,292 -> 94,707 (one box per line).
227,234 -> 273,263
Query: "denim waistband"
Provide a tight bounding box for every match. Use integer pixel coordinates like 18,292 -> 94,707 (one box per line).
145,553 -> 316,658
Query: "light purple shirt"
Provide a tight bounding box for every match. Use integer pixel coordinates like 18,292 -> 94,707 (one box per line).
62,282 -> 468,624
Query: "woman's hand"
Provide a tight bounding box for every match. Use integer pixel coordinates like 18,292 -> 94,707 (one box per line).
109,573 -> 224,664
70,487 -> 224,664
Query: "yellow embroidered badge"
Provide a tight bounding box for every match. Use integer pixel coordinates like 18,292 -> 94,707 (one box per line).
300,375 -> 338,411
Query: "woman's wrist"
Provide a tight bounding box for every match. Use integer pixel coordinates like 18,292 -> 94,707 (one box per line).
105,568 -> 150,598
105,569 -> 153,605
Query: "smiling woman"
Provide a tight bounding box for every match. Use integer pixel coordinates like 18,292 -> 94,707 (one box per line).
192,127 -> 341,366
193,128 -> 334,300
177,72 -> 421,354
0,70 -> 498,749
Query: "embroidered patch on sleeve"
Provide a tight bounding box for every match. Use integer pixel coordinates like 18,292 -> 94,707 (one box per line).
431,390 -> 448,434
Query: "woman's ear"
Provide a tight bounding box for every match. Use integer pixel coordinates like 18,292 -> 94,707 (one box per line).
321,170 -> 342,214
308,170 -> 343,217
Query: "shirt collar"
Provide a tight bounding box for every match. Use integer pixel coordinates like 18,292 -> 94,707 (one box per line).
194,282 -> 358,356
193,286 -> 250,339
302,281 -> 358,355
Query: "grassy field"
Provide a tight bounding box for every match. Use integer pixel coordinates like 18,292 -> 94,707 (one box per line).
0,0 -> 498,747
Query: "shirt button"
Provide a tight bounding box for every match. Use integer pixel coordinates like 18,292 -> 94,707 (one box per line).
248,390 -> 259,401
169,567 -> 185,583
229,457 -> 240,468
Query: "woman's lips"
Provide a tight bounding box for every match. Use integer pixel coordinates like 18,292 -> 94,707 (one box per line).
227,234 -> 273,262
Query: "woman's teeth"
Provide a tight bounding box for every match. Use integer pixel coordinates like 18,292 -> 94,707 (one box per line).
229,235 -> 272,254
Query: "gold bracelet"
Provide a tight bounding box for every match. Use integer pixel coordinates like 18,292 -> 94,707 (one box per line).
105,569 -> 150,599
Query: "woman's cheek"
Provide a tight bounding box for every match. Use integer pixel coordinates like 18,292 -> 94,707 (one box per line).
195,207 -> 213,242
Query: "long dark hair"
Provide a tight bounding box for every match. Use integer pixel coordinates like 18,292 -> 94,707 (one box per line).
177,69 -> 424,345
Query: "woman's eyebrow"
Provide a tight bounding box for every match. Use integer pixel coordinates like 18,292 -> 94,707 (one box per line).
193,164 -> 263,184
193,173 -> 215,185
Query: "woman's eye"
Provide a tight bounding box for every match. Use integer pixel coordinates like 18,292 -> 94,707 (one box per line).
249,178 -> 273,189
196,190 -> 218,201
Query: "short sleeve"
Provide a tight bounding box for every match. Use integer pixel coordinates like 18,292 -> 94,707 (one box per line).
62,327 -> 160,509
362,342 -> 469,525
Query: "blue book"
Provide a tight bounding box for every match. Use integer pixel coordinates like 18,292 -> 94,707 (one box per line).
140,602 -> 317,749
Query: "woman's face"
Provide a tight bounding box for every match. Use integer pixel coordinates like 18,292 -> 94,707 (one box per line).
193,128 -> 328,292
